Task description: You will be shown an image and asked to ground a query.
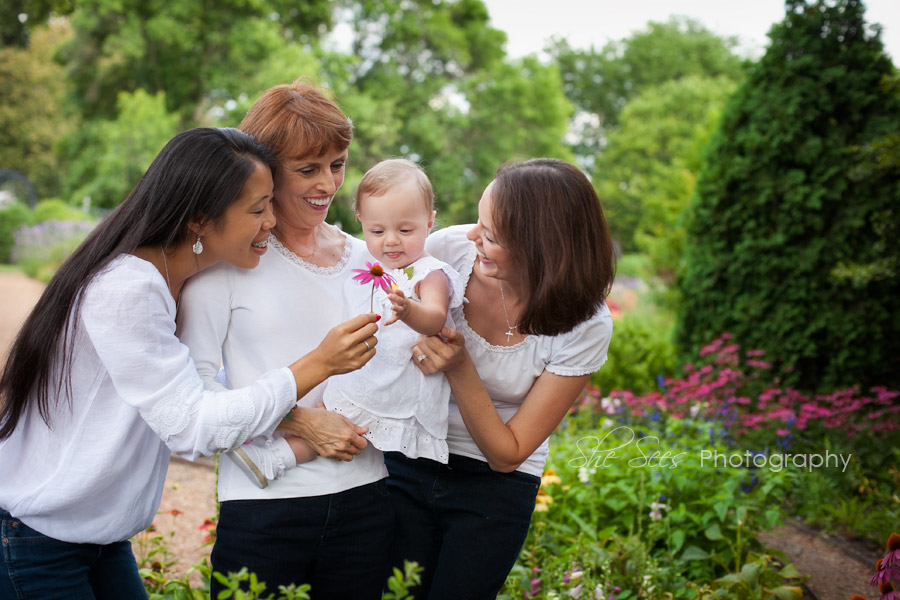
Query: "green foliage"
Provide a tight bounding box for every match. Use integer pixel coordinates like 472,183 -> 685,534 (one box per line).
502,407 -> 792,597
550,17 -> 746,160
32,199 -> 92,223
442,57 -> 574,223
211,568 -> 311,600
593,75 -> 736,266
382,561 -> 424,600
698,552 -> 805,600
591,312 -> 678,395
13,218 -> 95,281
0,203 -> 34,263
57,0 -> 333,121
60,90 -> 179,210
0,22 -> 76,199
677,0 -> 900,391
0,0 -> 73,47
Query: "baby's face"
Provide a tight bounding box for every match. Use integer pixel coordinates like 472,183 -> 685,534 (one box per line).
357,180 -> 435,270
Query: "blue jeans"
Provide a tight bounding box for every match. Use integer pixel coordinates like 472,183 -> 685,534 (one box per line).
385,452 -> 540,600
0,508 -> 146,599
210,479 -> 393,600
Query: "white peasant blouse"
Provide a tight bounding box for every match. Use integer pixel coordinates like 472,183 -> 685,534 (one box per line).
0,255 -> 296,544
425,225 -> 613,477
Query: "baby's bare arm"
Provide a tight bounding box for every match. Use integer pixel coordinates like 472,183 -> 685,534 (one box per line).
386,270 -> 449,335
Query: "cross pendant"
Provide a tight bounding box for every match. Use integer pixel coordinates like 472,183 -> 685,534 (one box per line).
505,328 -> 515,343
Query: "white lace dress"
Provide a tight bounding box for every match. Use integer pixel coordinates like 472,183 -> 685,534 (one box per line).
323,255 -> 464,463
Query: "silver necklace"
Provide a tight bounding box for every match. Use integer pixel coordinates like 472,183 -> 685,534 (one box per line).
161,247 -> 171,290
498,281 -> 519,343
294,227 -> 319,260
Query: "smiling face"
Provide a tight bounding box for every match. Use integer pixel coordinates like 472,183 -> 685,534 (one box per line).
273,147 -> 347,229
467,181 -> 518,284
202,160 -> 276,270
357,178 -> 435,270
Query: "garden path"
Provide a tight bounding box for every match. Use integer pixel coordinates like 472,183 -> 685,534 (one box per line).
0,271 -> 884,597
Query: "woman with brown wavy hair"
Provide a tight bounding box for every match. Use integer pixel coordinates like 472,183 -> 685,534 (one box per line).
386,158 -> 616,600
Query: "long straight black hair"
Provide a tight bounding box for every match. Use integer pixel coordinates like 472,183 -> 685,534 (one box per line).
0,127 -> 277,440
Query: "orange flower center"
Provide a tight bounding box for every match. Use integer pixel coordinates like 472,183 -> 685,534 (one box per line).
370,265 -> 384,277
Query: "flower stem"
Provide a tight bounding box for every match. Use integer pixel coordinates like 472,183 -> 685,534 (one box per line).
370,283 -> 375,313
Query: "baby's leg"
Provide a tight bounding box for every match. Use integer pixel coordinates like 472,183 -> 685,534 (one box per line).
285,435 -> 318,464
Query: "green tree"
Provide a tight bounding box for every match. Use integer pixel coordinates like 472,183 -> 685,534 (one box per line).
676,0 -> 900,390
57,0 -> 333,122
592,75 -> 736,268
335,0 -> 572,225
0,22 -> 76,199
549,17 -> 746,163
443,57 -> 574,223
0,0 -> 73,47
61,89 -> 178,210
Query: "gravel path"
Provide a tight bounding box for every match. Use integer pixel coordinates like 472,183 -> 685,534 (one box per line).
0,271 -> 883,596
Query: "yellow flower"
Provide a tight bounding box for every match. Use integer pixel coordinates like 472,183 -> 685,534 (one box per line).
534,503 -> 549,512
541,469 -> 562,487
536,488 -> 554,505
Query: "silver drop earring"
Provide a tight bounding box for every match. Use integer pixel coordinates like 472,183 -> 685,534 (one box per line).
192,235 -> 203,255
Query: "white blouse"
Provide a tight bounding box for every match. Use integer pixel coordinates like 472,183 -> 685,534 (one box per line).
176,232 -> 387,502
0,255 -> 296,544
425,225 -> 613,477
324,255 -> 464,463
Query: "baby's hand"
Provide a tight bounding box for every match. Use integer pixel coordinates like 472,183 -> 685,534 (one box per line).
384,289 -> 409,326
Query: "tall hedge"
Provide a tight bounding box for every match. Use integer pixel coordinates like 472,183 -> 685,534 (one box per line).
676,0 -> 900,391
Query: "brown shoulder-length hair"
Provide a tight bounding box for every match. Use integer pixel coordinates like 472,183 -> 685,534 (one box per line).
491,158 -> 616,336
239,77 -> 353,160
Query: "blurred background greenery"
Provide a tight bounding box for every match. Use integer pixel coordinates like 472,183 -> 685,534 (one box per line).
1,0 -> 898,393
3,3 -> 898,595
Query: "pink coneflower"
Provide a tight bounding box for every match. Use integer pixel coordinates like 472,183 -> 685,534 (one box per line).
352,262 -> 396,312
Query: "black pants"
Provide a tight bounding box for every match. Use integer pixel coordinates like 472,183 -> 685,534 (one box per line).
385,453 -> 540,600
210,479 -> 393,600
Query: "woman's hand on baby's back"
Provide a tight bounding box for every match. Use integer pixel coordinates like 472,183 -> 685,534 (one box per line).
412,327 -> 467,375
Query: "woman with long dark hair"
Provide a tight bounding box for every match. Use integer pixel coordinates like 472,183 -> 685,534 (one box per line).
0,127 -> 378,598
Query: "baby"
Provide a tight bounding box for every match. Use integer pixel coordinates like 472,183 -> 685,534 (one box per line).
229,158 -> 461,487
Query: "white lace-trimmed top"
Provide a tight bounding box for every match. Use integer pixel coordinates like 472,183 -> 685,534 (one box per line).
177,231 -> 388,501
0,255 -> 297,544
323,255 -> 464,463
425,225 -> 614,477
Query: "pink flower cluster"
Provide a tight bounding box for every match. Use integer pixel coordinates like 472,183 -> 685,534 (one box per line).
579,334 -> 899,438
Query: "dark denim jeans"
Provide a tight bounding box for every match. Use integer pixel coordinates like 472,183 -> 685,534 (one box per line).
210,479 -> 393,600
0,508 -> 146,600
385,452 -> 540,600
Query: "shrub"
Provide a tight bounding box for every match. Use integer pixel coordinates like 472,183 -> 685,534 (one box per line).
604,333 -> 900,544
592,311 -> 678,395
676,0 -> 900,391
0,202 -> 33,263
32,199 -> 92,224
12,219 -> 95,282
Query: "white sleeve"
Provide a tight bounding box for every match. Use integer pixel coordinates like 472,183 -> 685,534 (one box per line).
546,307 -> 614,377
81,268 -> 296,461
